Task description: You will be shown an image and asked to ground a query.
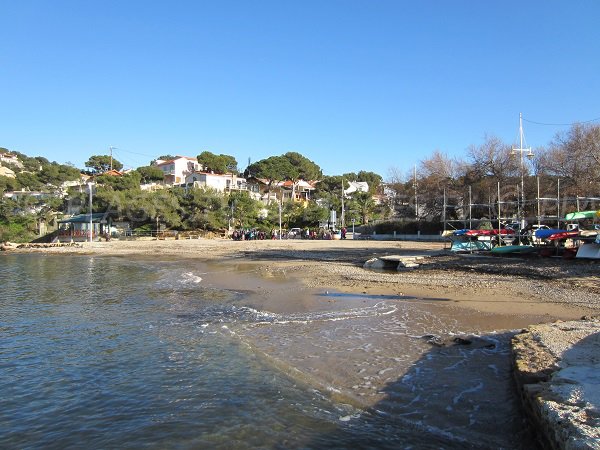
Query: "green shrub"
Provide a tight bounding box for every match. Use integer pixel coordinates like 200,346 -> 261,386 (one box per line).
0,220 -> 36,243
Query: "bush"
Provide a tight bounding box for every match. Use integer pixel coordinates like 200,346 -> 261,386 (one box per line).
0,220 -> 37,243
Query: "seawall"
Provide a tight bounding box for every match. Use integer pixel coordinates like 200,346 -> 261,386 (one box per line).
512,318 -> 600,449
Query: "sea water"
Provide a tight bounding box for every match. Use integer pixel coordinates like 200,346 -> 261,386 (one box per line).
0,254 -> 534,449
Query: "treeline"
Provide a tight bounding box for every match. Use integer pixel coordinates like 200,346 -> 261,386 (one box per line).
0,149 -> 81,193
0,148 -> 388,241
385,122 -> 600,223
2,121 -> 598,242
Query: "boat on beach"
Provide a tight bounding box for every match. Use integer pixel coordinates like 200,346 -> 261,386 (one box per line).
445,226 -> 516,252
445,209 -> 600,258
490,244 -> 537,255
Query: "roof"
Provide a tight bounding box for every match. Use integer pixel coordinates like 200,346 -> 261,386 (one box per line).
101,169 -> 123,177
59,213 -> 109,224
344,181 -> 369,195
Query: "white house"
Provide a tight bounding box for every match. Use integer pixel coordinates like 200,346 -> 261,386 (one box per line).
155,156 -> 201,185
184,171 -> 249,193
344,181 -> 369,196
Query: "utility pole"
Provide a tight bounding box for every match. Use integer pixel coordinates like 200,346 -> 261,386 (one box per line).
109,146 -> 117,171
88,181 -> 94,243
341,178 -> 345,228
413,165 -> 418,221
468,185 -> 472,229
511,113 -> 533,229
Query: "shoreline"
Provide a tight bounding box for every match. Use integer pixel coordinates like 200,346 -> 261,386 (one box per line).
4,238 -> 598,320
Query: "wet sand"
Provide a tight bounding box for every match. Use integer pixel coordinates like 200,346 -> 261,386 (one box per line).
6,237 -> 598,321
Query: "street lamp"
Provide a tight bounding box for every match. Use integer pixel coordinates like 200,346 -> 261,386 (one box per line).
87,181 -> 94,243
511,113 -> 534,229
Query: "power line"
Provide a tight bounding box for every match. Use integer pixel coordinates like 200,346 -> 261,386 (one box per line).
523,116 -> 600,126
114,147 -> 157,158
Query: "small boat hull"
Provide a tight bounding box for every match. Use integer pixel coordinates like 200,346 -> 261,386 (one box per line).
491,245 -> 537,255
576,243 -> 600,259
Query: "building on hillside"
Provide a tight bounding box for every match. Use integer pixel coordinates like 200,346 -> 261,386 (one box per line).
343,181 -> 369,196
0,165 -> 16,178
0,151 -> 24,169
140,182 -> 166,192
244,177 -> 279,203
60,174 -> 90,189
155,156 -> 201,185
279,180 -> 316,203
183,171 -> 249,193
3,190 -> 51,200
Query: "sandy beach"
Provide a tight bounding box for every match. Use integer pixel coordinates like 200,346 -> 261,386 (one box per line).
8,237 -> 599,321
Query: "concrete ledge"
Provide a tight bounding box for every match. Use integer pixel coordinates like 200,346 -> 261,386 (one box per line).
512,318 -> 600,450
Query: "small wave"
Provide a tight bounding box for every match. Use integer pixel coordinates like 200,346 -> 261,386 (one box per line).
181,272 -> 203,284
452,381 -> 485,405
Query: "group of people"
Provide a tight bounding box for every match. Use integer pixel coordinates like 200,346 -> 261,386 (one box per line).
229,227 -> 349,241
230,229 -> 269,241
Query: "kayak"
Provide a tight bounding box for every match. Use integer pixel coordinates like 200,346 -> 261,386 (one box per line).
491,245 -> 537,255
534,229 -> 569,239
547,231 -> 579,241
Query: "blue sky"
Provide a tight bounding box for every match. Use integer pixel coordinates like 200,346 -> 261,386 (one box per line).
2,1 -> 599,179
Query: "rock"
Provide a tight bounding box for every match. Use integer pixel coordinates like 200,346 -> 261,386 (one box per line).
1,242 -> 17,251
363,258 -> 386,269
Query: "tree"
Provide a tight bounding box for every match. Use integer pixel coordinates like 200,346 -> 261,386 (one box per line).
95,171 -> 142,191
301,200 -> 329,227
38,163 -> 81,186
349,191 -> 376,225
85,155 -> 123,173
246,156 -> 296,200
153,155 -> 176,163
467,135 -> 516,183
136,165 -> 165,183
415,150 -> 465,220
15,172 -> 43,191
197,151 -> 238,174
124,190 -> 181,229
313,175 -> 344,198
227,191 -> 260,228
0,175 -> 18,194
282,152 -> 322,181
281,152 -> 321,200
537,123 -> 600,198
176,187 -> 227,230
